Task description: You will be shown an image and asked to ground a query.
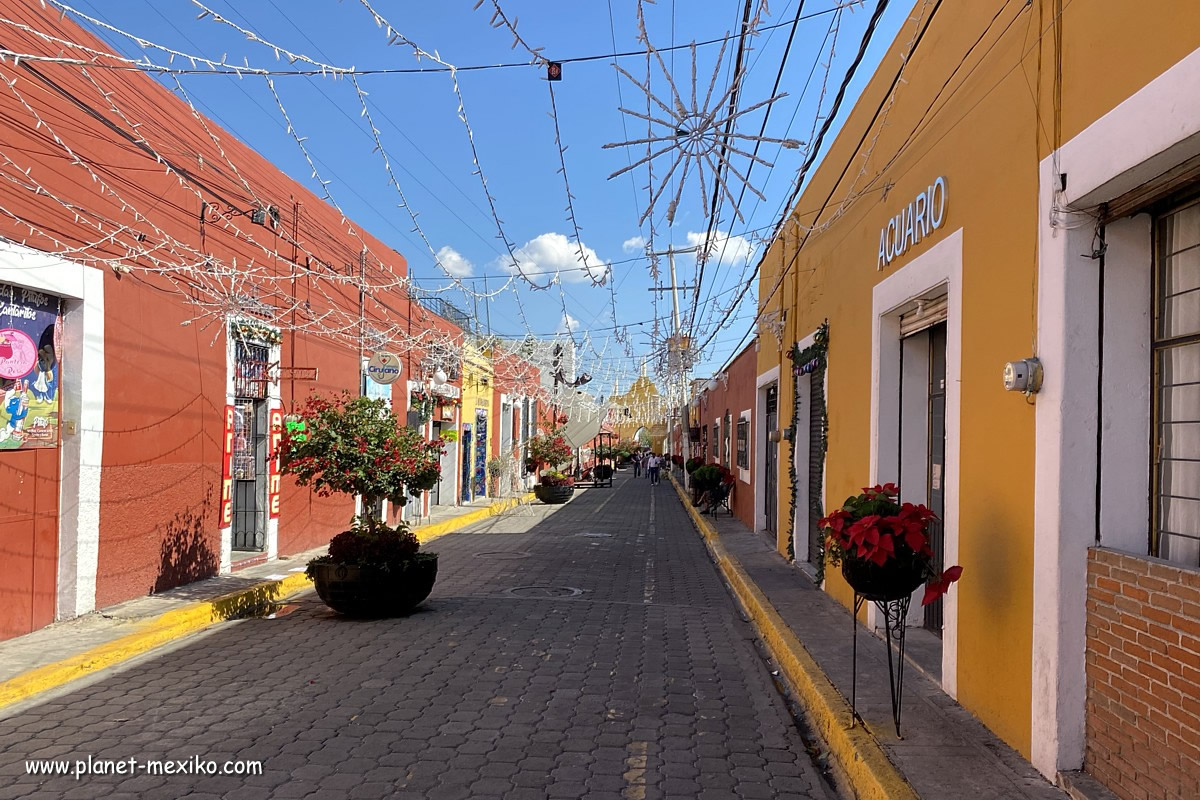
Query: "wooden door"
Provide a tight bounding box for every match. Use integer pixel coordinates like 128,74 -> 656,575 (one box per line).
0,448 -> 58,640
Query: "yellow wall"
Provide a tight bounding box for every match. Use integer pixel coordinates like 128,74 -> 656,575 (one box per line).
460,342 -> 494,499
610,375 -> 667,446
760,0 -> 1200,757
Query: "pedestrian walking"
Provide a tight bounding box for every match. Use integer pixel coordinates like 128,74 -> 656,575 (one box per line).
632,451 -> 642,478
647,452 -> 661,486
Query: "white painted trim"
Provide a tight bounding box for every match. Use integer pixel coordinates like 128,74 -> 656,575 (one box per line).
0,243 -> 106,620
266,340 -> 282,560
1031,46 -> 1200,779
220,324 -> 281,569
754,365 -> 780,532
870,228 -> 963,698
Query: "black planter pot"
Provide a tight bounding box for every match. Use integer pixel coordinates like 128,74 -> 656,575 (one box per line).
594,465 -> 614,480
310,554 -> 438,617
534,484 -> 575,504
841,558 -> 925,602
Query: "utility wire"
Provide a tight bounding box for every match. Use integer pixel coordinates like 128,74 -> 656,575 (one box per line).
29,4 -> 850,77
690,0 -> 808,334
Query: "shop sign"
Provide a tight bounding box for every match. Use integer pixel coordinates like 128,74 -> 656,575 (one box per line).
268,408 -> 283,519
220,405 -> 235,527
878,176 -> 947,270
0,284 -> 61,449
364,373 -> 391,404
366,351 -> 402,385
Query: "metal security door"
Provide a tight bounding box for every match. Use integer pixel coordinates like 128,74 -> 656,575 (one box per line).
231,399 -> 266,551
807,369 -> 827,564
765,386 -> 778,535
924,323 -> 947,634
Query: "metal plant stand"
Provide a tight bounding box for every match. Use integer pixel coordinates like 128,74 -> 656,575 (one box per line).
850,593 -> 912,738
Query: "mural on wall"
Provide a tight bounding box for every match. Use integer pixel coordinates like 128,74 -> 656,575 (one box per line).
0,283 -> 61,449
474,408 -> 488,497
461,424 -> 473,503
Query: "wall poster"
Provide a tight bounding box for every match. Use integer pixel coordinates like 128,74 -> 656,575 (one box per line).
0,283 -> 61,449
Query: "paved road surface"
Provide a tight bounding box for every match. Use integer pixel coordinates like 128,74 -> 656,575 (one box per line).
0,472 -> 833,800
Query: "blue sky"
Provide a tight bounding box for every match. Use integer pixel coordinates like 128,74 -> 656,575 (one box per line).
69,0 -> 911,395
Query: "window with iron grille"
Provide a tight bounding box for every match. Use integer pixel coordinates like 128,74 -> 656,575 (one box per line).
712,421 -> 720,460
1153,194 -> 1200,567
234,342 -> 270,399
736,419 -> 749,469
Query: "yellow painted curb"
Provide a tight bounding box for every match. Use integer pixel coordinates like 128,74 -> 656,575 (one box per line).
414,493 -> 535,544
667,474 -> 918,800
0,572 -> 311,712
0,494 -> 533,712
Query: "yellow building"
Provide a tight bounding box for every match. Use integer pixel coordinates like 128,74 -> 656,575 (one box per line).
608,374 -> 667,449
755,3 -> 1200,795
459,341 -> 495,502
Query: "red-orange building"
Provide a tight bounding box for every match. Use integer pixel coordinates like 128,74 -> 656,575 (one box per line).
691,340 -> 758,529
0,5 -> 462,639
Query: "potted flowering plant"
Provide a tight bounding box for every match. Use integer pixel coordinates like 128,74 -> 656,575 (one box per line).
534,469 -> 575,504
279,393 -> 445,616
528,432 -> 573,470
819,483 -> 963,604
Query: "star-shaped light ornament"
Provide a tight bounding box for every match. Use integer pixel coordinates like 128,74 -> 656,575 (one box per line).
604,11 -> 803,226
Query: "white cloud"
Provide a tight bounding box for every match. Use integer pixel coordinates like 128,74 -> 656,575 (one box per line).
500,232 -> 610,284
622,235 -> 646,254
557,313 -> 580,334
435,245 -> 473,278
685,231 -> 756,266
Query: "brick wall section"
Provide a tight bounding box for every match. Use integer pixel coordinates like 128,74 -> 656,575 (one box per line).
1085,547 -> 1200,800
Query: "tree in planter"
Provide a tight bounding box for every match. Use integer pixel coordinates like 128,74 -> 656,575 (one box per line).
528,432 -> 573,478
277,393 -> 445,615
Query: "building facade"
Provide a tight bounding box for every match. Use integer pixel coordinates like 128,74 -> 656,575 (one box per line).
757,2 -> 1200,796
0,6 -> 472,641
690,340 -> 758,529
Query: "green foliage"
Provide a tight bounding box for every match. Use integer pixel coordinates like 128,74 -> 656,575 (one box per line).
786,321 -> 829,574
691,465 -> 725,492
306,513 -> 424,576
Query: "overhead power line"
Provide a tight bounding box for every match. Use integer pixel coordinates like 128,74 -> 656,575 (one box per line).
11,4 -> 850,77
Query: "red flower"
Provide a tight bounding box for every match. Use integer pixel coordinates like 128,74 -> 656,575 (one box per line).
922,566 -> 964,606
819,509 -> 851,534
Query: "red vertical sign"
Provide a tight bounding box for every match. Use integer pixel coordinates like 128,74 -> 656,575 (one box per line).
220,405 -> 234,526
268,408 -> 283,519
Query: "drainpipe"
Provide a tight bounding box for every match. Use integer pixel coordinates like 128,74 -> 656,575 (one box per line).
1093,209 -> 1107,547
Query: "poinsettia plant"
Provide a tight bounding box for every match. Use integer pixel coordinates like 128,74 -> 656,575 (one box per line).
819,483 -> 963,606
539,469 -> 574,488
278,392 -> 445,511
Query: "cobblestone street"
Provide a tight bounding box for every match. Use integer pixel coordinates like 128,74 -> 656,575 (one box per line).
0,473 -> 834,800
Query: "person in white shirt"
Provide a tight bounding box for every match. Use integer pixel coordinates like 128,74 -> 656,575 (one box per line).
647,453 -> 661,485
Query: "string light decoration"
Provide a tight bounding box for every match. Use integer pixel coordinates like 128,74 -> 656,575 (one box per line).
0,2 -> 674,412
603,4 -> 803,226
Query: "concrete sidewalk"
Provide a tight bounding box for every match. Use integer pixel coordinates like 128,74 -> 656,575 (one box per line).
667,473 -> 1067,800
0,493 -> 533,714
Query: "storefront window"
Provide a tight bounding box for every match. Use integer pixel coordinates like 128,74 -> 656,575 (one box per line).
1153,195 -> 1200,566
